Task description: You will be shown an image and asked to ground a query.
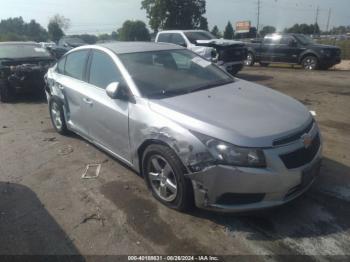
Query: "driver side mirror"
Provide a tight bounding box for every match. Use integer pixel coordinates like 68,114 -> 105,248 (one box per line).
106,82 -> 120,99
179,42 -> 187,48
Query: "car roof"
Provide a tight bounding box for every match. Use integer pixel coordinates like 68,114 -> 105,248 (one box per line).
158,30 -> 208,34
97,41 -> 184,54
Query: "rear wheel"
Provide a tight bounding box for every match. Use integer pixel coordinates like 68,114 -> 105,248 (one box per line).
49,98 -> 69,135
0,80 -> 14,103
302,56 -> 319,70
244,52 -> 255,66
142,144 -> 193,211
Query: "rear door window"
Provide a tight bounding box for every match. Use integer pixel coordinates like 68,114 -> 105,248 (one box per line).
64,50 -> 89,81
88,50 -> 124,89
263,36 -> 281,45
170,34 -> 186,46
157,33 -> 171,43
280,36 -> 294,45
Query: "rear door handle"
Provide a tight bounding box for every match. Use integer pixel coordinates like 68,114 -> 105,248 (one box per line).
83,97 -> 93,105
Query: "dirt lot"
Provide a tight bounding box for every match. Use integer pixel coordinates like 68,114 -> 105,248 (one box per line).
0,66 -> 349,259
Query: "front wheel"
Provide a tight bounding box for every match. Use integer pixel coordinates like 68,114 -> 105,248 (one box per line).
0,80 -> 14,103
302,56 -> 319,70
244,52 -> 255,66
142,144 -> 193,211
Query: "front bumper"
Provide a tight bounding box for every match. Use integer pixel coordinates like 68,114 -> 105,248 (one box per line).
217,61 -> 244,74
320,56 -> 341,67
187,125 -> 322,212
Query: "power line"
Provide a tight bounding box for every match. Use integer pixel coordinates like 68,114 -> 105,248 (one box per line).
326,8 -> 332,32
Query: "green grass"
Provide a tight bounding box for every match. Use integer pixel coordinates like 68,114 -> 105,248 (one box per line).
317,39 -> 350,60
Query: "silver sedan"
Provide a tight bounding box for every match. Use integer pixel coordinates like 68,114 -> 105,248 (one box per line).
45,42 -> 322,212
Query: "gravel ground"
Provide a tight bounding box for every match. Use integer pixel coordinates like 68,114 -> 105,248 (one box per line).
0,66 -> 349,260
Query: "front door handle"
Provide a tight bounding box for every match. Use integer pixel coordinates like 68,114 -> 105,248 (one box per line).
83,97 -> 93,105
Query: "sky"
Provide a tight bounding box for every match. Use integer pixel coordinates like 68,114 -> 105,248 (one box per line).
0,0 -> 349,34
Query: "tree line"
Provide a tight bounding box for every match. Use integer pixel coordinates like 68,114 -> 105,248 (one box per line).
0,0 -> 349,44
0,15 -> 152,43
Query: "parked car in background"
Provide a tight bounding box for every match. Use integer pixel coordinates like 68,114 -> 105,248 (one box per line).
48,37 -> 87,59
155,30 -> 247,75
245,33 -> 341,70
45,42 -> 322,212
0,42 -> 55,102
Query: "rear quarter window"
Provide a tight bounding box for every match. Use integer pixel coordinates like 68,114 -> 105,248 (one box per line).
56,57 -> 66,74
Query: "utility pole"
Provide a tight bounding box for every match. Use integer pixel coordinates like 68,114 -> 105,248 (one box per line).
256,0 -> 261,38
315,5 -> 319,25
326,8 -> 332,32
314,5 -> 319,34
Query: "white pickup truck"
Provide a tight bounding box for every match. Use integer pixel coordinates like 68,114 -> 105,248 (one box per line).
155,30 -> 247,75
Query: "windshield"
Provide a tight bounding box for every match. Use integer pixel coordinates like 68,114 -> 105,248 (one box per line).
294,35 -> 315,45
119,49 -> 234,99
0,44 -> 51,59
184,31 -> 216,44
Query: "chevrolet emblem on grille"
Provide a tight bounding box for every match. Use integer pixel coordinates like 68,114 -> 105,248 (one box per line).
301,134 -> 312,148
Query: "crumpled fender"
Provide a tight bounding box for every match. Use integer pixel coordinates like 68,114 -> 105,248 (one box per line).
188,46 -> 214,61
196,39 -> 245,46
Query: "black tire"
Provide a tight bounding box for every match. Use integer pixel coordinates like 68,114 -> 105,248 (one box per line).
244,52 -> 255,66
49,98 -> 69,135
0,80 -> 14,103
227,67 -> 240,76
259,62 -> 270,67
142,144 -> 194,211
302,55 -> 319,70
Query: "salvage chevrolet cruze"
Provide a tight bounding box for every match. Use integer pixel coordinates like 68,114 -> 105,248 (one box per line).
45,42 -> 322,212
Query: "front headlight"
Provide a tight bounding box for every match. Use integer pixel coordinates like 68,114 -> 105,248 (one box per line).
210,48 -> 219,63
320,49 -> 331,57
192,131 -> 266,168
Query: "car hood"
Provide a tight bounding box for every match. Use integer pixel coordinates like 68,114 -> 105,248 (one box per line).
196,39 -> 244,47
149,79 -> 312,147
306,43 -> 339,50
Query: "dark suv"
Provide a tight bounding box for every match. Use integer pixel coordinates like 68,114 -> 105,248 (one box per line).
0,42 -> 55,102
245,34 -> 341,70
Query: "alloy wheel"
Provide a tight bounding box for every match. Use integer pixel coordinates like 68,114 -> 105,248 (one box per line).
147,155 -> 178,202
303,57 -> 317,70
244,53 -> 253,66
51,102 -> 63,130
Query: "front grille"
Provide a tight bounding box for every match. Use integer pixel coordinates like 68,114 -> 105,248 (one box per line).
219,47 -> 247,62
216,193 -> 265,205
273,119 -> 314,146
280,134 -> 320,169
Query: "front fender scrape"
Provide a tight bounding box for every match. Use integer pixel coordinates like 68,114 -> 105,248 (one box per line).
129,100 -> 212,173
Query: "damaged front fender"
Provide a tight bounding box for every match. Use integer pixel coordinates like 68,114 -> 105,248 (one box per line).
129,98 -> 214,174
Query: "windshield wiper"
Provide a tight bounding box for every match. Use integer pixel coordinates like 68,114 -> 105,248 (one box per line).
148,88 -> 190,99
189,80 -> 234,94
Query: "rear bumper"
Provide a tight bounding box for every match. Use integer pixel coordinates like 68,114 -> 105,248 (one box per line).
187,124 -> 322,213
